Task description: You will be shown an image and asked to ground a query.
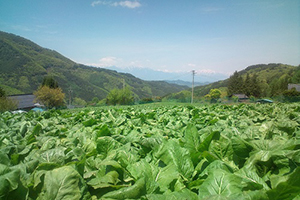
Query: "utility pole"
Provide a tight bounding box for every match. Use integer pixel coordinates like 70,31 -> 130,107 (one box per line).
68,87 -> 73,106
191,70 -> 196,103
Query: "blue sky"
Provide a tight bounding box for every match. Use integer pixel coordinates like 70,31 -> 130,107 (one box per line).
0,0 -> 299,76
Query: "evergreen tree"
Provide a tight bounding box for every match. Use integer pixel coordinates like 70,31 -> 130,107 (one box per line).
290,66 -> 300,83
243,73 -> 251,96
227,71 -> 244,96
250,74 -> 261,97
42,76 -> 58,89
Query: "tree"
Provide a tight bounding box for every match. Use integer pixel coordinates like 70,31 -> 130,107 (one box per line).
0,87 -> 6,97
243,74 -> 251,96
249,74 -> 261,97
227,71 -> 243,96
0,87 -> 17,112
106,87 -> 134,105
42,76 -> 58,89
210,89 -> 221,99
73,97 -> 87,107
207,88 -> 221,103
282,88 -> 300,102
34,86 -> 65,108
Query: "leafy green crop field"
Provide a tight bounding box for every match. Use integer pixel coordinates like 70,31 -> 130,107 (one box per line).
1,103 -> 300,199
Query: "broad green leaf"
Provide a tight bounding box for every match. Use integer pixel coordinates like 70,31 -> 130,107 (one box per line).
0,164 -> 28,200
147,188 -> 199,200
32,122 -> 43,135
127,159 -> 159,193
198,169 -> 242,199
234,167 -> 270,190
154,139 -> 194,179
231,136 -> 253,158
184,124 -> 202,165
0,164 -> 19,198
37,166 -> 84,200
88,170 -> 119,189
101,177 -> 146,199
267,167 -> 300,200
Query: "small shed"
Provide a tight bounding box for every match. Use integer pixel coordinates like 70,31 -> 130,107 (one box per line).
8,94 -> 36,110
232,94 -> 249,102
288,84 -> 300,92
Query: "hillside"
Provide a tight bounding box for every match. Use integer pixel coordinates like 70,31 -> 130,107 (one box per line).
193,63 -> 300,98
163,63 -> 300,101
0,31 -> 188,101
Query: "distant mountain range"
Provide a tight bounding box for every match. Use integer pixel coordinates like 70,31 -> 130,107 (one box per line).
0,31 -> 188,101
106,66 -> 228,87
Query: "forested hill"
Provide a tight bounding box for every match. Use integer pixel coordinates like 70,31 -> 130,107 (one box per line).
193,63 -> 300,98
0,31 -> 188,101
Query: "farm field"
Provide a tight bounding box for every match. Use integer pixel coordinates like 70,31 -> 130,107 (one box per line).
1,103 -> 300,199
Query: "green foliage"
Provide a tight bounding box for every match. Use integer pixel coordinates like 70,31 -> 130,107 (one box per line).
163,90 -> 191,102
0,87 -> 5,97
282,88 -> 300,102
106,87 -> 134,105
0,87 -> 17,112
192,64 -> 299,99
209,88 -> 221,100
0,97 -> 17,112
42,76 -> 58,89
0,103 -> 300,199
73,97 -> 87,106
34,86 -> 65,108
228,71 -> 244,95
205,89 -> 222,103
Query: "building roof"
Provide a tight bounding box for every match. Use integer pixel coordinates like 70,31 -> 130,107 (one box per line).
8,94 -> 36,109
233,94 -> 249,99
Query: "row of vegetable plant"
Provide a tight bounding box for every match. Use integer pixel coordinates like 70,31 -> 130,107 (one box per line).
0,103 -> 300,199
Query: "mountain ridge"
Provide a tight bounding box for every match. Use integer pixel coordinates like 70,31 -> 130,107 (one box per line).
0,31 -> 188,101
192,63 -> 300,98
106,66 -> 228,85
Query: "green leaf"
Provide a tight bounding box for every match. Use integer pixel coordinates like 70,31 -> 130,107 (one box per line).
82,118 -> 98,127
88,170 -> 119,189
101,177 -> 146,199
154,139 -> 194,179
184,124 -> 202,165
33,122 -> 43,135
198,169 -> 242,199
147,188 -> 199,200
0,164 -> 28,200
0,164 -> 19,198
234,167 -> 270,190
267,167 -> 300,200
198,130 -> 220,152
231,136 -> 253,158
37,166 -> 84,200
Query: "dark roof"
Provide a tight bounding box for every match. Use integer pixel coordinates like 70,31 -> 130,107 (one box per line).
8,94 -> 36,109
233,94 -> 249,99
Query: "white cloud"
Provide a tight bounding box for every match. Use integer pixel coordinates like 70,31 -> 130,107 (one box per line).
115,1 -> 141,8
88,56 -> 119,67
91,0 -> 141,9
